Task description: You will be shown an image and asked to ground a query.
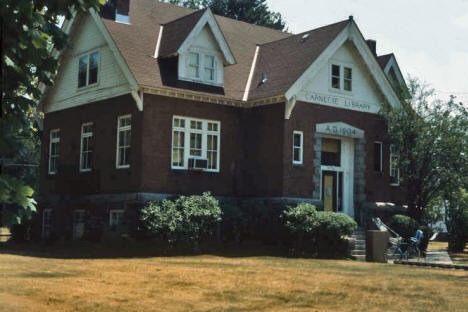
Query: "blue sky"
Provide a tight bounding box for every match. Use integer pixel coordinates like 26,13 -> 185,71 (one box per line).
267,0 -> 468,104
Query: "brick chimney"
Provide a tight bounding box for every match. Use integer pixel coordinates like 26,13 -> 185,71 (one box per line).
366,39 -> 377,56
100,0 -> 130,23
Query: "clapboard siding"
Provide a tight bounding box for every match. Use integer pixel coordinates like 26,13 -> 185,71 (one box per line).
45,15 -> 131,113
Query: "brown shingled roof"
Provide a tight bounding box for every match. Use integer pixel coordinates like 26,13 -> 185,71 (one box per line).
158,9 -> 207,58
377,53 -> 393,70
248,20 -> 349,100
101,1 -> 353,101
102,0 -> 290,101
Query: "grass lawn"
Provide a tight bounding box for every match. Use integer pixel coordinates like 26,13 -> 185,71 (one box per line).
0,245 -> 467,312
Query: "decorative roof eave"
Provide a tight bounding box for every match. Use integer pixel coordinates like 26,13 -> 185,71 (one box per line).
140,85 -> 285,108
177,8 -> 236,65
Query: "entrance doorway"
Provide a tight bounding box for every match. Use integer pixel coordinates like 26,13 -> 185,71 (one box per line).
320,136 -> 354,217
322,171 -> 343,212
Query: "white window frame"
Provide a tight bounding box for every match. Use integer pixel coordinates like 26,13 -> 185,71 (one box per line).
171,116 -> 221,172
116,115 -> 131,169
390,144 -> 400,186
80,122 -> 93,172
329,63 -> 353,93
77,50 -> 100,89
180,49 -> 222,86
42,209 -> 52,239
374,141 -> 383,173
188,52 -> 200,79
109,209 -> 125,227
48,129 -> 60,175
292,131 -> 303,165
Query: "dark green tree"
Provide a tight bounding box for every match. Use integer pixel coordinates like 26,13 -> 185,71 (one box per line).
0,0 -> 105,225
167,0 -> 287,31
382,78 -> 468,223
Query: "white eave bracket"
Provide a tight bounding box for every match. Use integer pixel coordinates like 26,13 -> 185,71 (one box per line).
131,89 -> 143,111
285,95 -> 296,119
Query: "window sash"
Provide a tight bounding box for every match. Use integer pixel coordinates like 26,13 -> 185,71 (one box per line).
331,64 -> 340,89
188,52 -> 200,78
80,123 -> 93,171
374,142 -> 383,172
49,129 -> 60,174
390,144 -> 400,185
116,116 -> 131,168
171,116 -> 220,172
109,210 -> 124,226
292,131 -> 303,164
344,67 -> 352,91
78,51 -> 99,88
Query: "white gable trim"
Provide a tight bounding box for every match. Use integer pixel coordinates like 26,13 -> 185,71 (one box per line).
177,9 -> 235,65
243,45 -> 260,101
154,25 -> 164,58
383,54 -> 405,86
89,9 -> 142,111
284,20 -> 402,119
316,122 -> 364,139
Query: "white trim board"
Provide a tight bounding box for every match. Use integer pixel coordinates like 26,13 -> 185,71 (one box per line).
284,19 -> 402,119
177,8 -> 235,66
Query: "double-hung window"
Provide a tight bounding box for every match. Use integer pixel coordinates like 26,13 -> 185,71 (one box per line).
109,209 -> 124,230
204,55 -> 216,81
80,123 -> 93,172
188,52 -> 200,79
374,141 -> 383,172
186,51 -> 217,84
116,115 -> 131,168
78,51 -> 99,88
390,144 -> 400,185
42,209 -> 52,239
292,131 -> 303,165
48,129 -> 60,175
331,64 -> 352,92
172,116 -> 221,172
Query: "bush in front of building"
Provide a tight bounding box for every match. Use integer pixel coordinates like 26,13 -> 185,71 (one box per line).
140,192 -> 222,251
283,203 -> 357,257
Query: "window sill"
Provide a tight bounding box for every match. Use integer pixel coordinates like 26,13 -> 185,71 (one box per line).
390,183 -> 400,187
76,81 -> 100,92
292,163 -> 304,167
79,169 -> 92,173
179,76 -> 223,88
171,167 -> 220,174
116,165 -> 130,170
328,87 -> 353,96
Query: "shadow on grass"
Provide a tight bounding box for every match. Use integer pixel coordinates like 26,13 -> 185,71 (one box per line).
0,240 -> 349,261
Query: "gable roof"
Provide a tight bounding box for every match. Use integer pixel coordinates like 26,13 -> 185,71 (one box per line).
157,9 -> 207,58
101,0 -> 290,101
247,20 -> 349,100
377,53 -> 393,70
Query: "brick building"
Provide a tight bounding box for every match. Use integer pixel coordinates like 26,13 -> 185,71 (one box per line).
39,0 -> 406,239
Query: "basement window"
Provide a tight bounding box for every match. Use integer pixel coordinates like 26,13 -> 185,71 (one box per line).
78,51 -> 99,88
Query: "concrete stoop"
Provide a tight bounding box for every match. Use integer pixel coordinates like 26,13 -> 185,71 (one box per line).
349,227 -> 366,261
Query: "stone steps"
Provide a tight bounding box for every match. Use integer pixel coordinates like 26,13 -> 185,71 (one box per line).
350,227 -> 366,261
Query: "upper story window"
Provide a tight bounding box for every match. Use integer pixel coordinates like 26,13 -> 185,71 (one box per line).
80,123 -> 93,172
181,51 -> 221,86
390,144 -> 400,185
172,116 -> 220,172
292,131 -> 303,165
48,129 -> 60,175
331,64 -> 352,92
116,115 -> 131,169
78,51 -> 99,88
374,141 -> 383,172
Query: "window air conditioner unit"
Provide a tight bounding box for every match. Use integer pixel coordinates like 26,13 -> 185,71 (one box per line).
188,158 -> 208,170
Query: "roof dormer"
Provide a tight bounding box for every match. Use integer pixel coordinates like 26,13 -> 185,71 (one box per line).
155,8 -> 236,87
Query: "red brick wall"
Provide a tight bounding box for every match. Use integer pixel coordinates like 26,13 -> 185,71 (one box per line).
282,101 -> 405,203
140,95 -> 284,197
40,94 -> 143,195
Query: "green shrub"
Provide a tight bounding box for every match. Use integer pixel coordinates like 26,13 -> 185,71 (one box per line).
389,214 -> 419,239
282,203 -> 357,257
140,192 -> 222,250
220,200 -> 243,243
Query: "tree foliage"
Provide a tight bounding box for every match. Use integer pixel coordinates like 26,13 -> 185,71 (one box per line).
382,78 -> 468,222
166,0 -> 287,31
0,0 -> 105,225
